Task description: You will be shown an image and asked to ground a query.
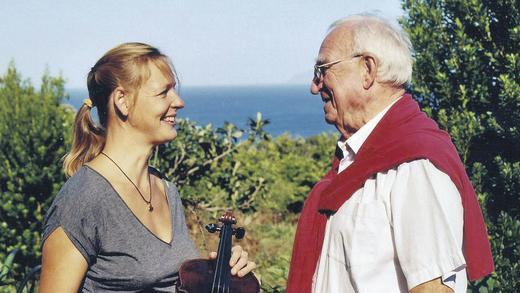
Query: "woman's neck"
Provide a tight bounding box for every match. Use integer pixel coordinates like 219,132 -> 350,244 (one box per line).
99,131 -> 154,187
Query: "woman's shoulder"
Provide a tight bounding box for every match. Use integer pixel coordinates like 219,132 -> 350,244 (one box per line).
43,166 -> 109,240
52,165 -> 110,209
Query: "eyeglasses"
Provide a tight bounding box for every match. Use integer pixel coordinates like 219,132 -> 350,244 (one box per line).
313,54 -> 362,82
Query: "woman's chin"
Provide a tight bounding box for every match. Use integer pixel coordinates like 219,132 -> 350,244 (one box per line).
152,130 -> 178,145
164,131 -> 178,142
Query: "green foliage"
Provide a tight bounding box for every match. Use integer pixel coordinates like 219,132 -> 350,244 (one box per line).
0,64 -> 73,284
402,0 -> 519,291
255,220 -> 294,293
0,64 -> 336,291
151,114 -> 336,215
0,249 -> 18,287
247,112 -> 272,142
152,120 -> 336,290
3,4 -> 518,290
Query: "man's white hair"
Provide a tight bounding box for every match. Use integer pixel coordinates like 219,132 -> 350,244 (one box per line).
329,14 -> 413,87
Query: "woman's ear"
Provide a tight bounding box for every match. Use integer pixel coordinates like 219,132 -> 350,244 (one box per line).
361,54 -> 378,90
111,87 -> 129,117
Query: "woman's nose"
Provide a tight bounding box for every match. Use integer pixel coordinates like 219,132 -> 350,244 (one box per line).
170,92 -> 184,109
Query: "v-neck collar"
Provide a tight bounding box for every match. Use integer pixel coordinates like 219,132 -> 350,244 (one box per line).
83,165 -> 174,246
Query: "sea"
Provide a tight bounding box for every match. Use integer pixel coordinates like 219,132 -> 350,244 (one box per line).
66,85 -> 336,138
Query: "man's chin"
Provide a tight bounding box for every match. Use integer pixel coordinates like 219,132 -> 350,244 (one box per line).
324,116 -> 336,125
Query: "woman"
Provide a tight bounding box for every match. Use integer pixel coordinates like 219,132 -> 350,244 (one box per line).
39,42 -> 256,292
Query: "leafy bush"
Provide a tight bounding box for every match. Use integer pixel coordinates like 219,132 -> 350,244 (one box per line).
153,121 -> 336,290
2,3 -> 519,290
402,0 -> 519,291
0,63 -> 336,291
0,64 -> 73,285
0,249 -> 19,287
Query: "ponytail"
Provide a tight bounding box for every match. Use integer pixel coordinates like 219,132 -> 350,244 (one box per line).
62,101 -> 106,176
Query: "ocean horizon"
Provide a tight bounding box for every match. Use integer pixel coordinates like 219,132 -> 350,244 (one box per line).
66,85 -> 337,138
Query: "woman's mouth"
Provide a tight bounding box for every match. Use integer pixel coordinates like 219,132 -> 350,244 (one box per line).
161,116 -> 176,126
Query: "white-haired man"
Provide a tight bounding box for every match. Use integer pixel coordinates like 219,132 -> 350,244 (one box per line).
287,15 -> 493,293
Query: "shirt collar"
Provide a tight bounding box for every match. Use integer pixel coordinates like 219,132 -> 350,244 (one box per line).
337,97 -> 402,158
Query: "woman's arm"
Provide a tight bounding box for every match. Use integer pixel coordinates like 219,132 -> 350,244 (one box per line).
39,227 -> 88,293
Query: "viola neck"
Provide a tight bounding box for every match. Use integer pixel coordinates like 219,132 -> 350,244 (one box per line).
211,223 -> 233,293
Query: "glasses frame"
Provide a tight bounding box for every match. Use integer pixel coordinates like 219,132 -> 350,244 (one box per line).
313,54 -> 364,82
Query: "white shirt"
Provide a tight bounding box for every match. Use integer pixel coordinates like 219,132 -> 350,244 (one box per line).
312,100 -> 467,292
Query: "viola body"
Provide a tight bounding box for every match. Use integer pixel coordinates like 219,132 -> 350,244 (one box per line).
177,259 -> 260,293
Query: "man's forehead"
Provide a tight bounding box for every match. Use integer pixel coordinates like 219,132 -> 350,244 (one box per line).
317,43 -> 338,61
317,26 -> 353,62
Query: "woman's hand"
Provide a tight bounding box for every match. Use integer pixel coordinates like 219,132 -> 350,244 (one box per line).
209,245 -> 256,277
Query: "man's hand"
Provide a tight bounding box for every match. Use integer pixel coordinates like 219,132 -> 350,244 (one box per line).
409,277 -> 454,293
209,245 -> 256,277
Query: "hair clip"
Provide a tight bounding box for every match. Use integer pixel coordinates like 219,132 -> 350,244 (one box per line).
83,98 -> 93,109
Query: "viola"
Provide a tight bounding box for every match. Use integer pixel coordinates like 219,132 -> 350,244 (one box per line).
177,210 -> 260,293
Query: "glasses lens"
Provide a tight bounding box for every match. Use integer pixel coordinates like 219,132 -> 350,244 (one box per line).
314,65 -> 321,81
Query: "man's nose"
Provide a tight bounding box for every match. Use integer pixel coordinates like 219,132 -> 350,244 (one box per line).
310,77 -> 322,95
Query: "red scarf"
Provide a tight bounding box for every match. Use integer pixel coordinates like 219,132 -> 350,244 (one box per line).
286,94 -> 494,292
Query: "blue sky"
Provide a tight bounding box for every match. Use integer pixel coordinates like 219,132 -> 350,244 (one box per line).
0,0 -> 403,88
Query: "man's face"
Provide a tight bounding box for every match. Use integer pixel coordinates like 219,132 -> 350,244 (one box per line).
310,27 -> 365,137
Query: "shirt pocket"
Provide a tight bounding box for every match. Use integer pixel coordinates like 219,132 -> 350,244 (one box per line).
350,200 -> 394,267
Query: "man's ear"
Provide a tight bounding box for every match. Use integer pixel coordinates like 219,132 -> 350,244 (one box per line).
111,87 -> 130,117
361,55 -> 378,90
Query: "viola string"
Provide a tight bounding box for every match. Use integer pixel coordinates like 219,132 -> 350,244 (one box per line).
220,225 -> 226,293
222,224 -> 232,293
220,225 -> 227,292
211,225 -> 219,292
220,225 -> 230,293
216,226 -> 224,292
212,222 -> 230,293
226,226 -> 231,293
221,225 -> 229,293
211,226 -> 222,292
223,225 -> 230,293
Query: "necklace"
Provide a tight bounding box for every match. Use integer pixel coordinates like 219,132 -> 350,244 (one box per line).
100,152 -> 154,212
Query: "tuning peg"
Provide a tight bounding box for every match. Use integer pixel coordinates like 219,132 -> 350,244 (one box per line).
205,223 -> 220,233
233,227 -> 245,239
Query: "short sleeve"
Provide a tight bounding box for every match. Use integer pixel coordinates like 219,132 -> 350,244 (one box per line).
42,189 -> 100,266
390,159 -> 466,290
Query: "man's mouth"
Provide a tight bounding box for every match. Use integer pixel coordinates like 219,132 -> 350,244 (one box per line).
320,87 -> 334,103
323,100 -> 333,112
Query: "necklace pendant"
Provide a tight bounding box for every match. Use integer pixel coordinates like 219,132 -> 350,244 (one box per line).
148,204 -> 154,212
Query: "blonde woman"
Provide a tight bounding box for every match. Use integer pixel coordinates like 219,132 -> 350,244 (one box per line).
39,43 -> 255,292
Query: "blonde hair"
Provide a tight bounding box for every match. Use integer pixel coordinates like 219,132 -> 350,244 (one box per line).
63,42 -> 177,176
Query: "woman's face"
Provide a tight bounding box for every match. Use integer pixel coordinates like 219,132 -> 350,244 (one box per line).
127,63 -> 184,145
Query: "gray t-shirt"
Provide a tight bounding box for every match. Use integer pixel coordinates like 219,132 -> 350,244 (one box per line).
43,165 -> 200,292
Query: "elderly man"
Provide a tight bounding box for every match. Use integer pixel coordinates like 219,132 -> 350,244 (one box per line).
287,15 -> 493,293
